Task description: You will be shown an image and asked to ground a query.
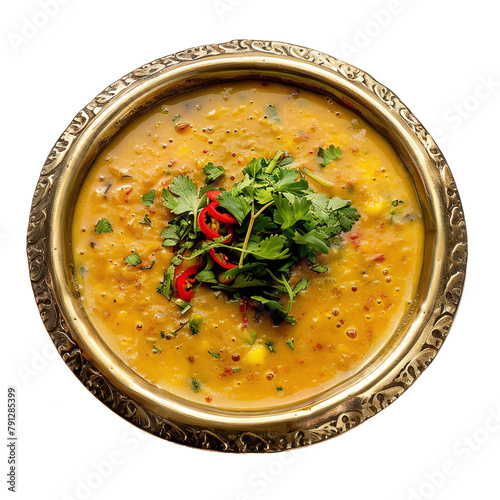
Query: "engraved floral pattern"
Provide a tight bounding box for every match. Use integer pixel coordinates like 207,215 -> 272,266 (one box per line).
26,40 -> 467,452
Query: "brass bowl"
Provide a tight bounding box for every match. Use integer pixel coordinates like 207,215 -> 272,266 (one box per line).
27,40 -> 467,452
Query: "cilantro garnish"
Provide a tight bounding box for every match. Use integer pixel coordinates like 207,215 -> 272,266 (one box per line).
310,264 -> 329,273
217,190 -> 252,225
162,175 -> 204,231
175,299 -> 193,315
265,341 -> 276,353
156,264 -> 176,300
208,351 -> 221,359
124,253 -> 142,266
318,145 -> 342,167
245,332 -> 257,346
139,213 -> 152,226
189,378 -> 202,392
157,150 -> 359,325
203,162 -> 226,184
286,338 -> 294,350
95,218 -> 113,233
142,189 -> 155,207
188,314 -> 204,335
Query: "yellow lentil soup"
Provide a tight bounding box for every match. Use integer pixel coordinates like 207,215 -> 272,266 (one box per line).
72,81 -> 424,409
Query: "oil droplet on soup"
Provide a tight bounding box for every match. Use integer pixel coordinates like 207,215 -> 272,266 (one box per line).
72,81 -> 424,409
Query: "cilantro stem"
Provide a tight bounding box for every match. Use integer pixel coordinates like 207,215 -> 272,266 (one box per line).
238,201 -> 275,268
267,269 -> 294,314
299,168 -> 334,188
263,151 -> 284,174
193,209 -> 198,233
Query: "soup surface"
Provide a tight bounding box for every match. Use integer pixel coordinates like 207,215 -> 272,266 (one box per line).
72,81 -> 424,409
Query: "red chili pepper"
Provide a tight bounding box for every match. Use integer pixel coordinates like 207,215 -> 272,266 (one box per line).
207,201 -> 238,224
209,248 -> 237,269
207,190 -> 223,201
198,207 -> 234,242
175,264 -> 202,301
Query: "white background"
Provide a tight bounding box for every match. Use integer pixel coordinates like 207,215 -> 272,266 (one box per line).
2,1 -> 499,499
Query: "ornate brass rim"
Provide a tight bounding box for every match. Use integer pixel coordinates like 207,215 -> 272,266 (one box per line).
26,40 -> 467,452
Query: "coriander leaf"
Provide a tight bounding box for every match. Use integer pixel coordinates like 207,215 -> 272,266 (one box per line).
242,157 -> 263,178
273,168 -> 308,193
213,274 -> 269,290
251,296 -> 289,325
242,234 -> 289,261
277,156 -> 293,168
310,264 -> 329,273
292,278 -> 308,298
255,235 -> 289,260
251,214 -> 276,232
162,187 -> 177,209
292,231 -> 329,253
203,162 -> 225,184
254,188 -> 274,205
175,299 -> 193,315
182,235 -> 232,260
318,144 -> 342,167
328,197 -> 351,211
139,213 -> 152,226
265,340 -> 276,353
219,262 -> 267,278
157,265 -> 176,301
273,193 -> 312,229
195,270 -> 218,284
95,218 -> 113,233
188,313 -> 204,335
142,189 -> 156,207
286,338 -> 295,350
245,331 -> 257,345
217,191 -> 252,225
208,351 -> 221,360
267,105 -> 280,122
171,255 -> 183,266
124,253 -> 142,266
161,225 -> 179,247
336,205 -> 360,232
163,175 -> 200,217
189,378 -> 201,392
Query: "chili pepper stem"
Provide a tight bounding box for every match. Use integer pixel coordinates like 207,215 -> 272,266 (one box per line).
238,201 -> 274,268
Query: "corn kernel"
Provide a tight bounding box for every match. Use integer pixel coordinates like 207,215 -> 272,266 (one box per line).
364,201 -> 385,218
246,344 -> 267,364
